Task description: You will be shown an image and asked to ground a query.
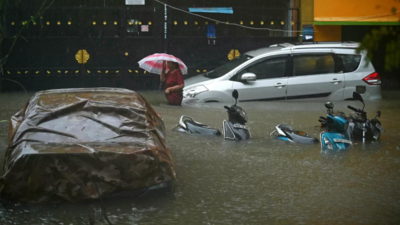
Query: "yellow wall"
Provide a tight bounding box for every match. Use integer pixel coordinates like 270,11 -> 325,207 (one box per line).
314,0 -> 400,22
314,25 -> 341,41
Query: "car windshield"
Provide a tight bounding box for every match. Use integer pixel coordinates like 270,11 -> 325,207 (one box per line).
204,55 -> 253,78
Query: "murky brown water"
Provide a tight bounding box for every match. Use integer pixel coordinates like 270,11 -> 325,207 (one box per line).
1,90 -> 400,224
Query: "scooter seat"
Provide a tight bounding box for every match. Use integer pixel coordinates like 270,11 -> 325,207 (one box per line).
185,121 -> 222,136
174,115 -> 222,136
295,130 -> 308,137
272,124 -> 319,144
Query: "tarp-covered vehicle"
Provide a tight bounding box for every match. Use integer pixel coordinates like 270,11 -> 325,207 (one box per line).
0,88 -> 175,202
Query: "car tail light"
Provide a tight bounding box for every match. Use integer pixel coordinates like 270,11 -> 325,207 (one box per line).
362,72 -> 381,85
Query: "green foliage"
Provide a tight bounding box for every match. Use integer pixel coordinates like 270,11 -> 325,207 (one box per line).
358,26 -> 400,71
358,3 -> 400,73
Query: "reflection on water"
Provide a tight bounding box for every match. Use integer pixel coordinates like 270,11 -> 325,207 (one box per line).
1,91 -> 400,224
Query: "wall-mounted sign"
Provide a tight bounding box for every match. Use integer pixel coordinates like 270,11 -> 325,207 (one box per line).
207,25 -> 216,38
189,7 -> 233,14
126,0 -> 145,5
127,19 -> 139,33
141,25 -> 149,32
302,24 -> 314,41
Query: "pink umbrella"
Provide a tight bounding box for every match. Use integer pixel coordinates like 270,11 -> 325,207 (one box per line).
138,53 -> 188,75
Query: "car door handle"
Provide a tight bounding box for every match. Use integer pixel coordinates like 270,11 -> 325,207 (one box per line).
330,79 -> 342,84
274,83 -> 286,88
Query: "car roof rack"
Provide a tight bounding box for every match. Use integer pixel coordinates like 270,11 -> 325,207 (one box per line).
294,41 -> 358,45
277,41 -> 360,50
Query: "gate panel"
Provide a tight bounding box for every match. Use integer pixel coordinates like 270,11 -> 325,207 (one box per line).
1,0 -> 300,92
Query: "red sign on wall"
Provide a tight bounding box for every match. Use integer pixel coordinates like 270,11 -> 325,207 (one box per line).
141,25 -> 149,32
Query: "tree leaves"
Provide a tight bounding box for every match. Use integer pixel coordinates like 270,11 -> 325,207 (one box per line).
358,26 -> 400,71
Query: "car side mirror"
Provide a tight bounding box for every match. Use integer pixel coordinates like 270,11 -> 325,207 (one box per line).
353,92 -> 364,103
241,73 -> 257,81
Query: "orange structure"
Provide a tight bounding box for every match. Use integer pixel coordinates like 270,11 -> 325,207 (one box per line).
302,0 -> 400,41
315,0 -> 400,25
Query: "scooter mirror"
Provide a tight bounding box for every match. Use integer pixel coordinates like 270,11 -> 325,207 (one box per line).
353,92 -> 364,103
325,102 -> 334,109
232,89 -> 239,100
377,111 -> 381,117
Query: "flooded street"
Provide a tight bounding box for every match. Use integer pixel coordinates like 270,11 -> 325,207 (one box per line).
1,90 -> 400,224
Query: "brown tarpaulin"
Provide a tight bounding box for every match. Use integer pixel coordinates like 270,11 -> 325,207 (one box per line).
0,88 -> 175,202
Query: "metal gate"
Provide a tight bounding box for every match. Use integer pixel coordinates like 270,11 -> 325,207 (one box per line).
1,0 -> 299,92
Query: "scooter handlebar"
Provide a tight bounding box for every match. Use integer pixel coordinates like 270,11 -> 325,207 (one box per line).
347,105 -> 361,113
224,106 -> 231,111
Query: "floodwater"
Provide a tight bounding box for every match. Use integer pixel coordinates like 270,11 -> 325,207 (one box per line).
1,90 -> 400,224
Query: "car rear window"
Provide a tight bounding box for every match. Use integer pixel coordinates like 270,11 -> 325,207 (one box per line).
336,54 -> 362,73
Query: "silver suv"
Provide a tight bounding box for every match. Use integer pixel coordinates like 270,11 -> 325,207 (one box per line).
183,42 -> 381,103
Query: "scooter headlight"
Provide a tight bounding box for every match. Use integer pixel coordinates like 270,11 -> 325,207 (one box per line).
238,107 -> 248,123
323,137 -> 334,150
184,85 -> 208,98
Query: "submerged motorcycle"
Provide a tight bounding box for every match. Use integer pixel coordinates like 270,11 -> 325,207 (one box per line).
270,124 -> 319,144
319,102 -> 353,151
173,90 -> 251,141
347,92 -> 384,143
319,102 -> 347,128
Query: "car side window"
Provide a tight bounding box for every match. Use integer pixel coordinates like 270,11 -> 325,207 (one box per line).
293,54 -> 335,76
236,57 -> 287,80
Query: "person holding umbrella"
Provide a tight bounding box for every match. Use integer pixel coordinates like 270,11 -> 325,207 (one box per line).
160,60 -> 184,105
138,53 -> 187,106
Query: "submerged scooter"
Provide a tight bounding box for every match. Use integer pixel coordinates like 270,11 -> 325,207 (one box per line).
173,90 -> 251,141
222,90 -> 251,141
270,124 -> 319,144
319,102 -> 353,151
347,92 -> 384,143
172,115 -> 222,136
